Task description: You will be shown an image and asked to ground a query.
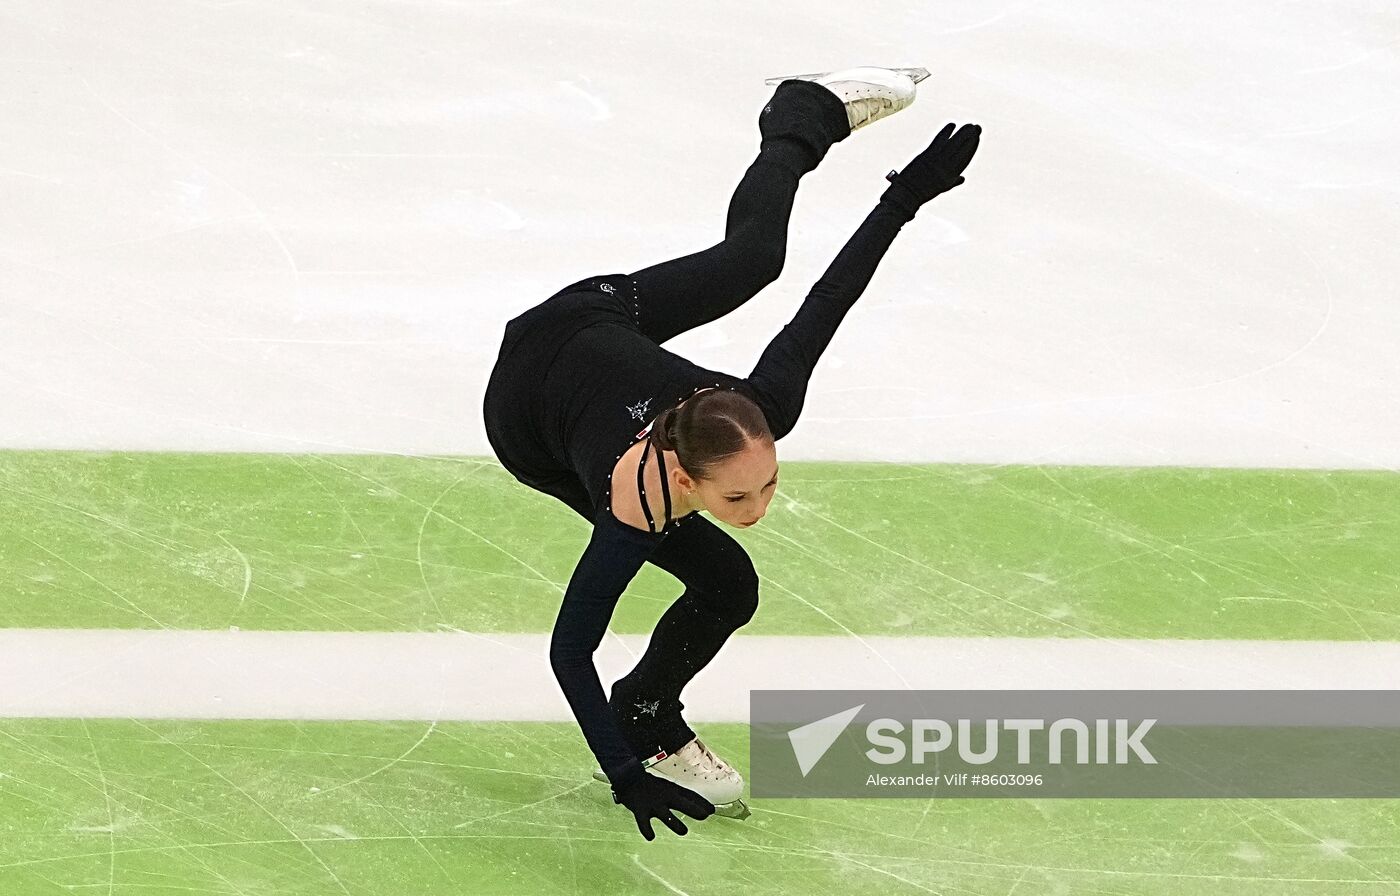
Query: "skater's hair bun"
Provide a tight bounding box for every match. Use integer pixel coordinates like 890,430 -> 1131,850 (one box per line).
650,387 -> 772,480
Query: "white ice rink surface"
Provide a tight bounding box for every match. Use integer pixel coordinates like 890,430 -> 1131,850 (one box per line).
2,1 -> 1397,467
5,630 -> 1399,720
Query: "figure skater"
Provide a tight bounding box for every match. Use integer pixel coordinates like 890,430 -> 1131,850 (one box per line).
482,66 -> 980,840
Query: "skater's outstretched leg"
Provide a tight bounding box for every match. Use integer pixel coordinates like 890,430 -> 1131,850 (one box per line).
627,79 -> 851,346
628,70 -> 921,346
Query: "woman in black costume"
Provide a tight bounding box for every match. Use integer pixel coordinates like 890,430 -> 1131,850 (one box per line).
483,67 -> 980,840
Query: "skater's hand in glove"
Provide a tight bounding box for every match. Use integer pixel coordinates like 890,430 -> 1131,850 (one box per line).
611,764 -> 715,840
881,122 -> 982,216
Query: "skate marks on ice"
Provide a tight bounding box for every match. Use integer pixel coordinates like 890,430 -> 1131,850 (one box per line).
2,717 -> 1396,894
7,3 -> 1400,465
8,453 -> 1398,641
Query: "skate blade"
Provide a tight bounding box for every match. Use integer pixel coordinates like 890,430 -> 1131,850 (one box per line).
714,798 -> 752,820
593,769 -> 751,820
766,66 -> 930,86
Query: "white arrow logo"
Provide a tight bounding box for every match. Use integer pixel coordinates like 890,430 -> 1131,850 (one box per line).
787,704 -> 865,777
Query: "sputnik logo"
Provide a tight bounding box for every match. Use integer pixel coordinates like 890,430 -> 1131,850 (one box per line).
787,704 -> 864,777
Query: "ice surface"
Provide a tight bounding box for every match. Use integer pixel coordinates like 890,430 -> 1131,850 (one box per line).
1,1 -> 1397,467
5,630 -> 1400,719
2,5 -> 1398,884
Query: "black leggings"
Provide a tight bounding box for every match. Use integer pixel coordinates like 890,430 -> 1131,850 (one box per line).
560,80 -> 912,757
505,140 -> 820,531
610,514 -> 760,755
605,138 -> 820,753
627,139 -> 813,345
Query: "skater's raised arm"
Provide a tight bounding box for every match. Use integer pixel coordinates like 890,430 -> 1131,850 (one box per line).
743,122 -> 981,438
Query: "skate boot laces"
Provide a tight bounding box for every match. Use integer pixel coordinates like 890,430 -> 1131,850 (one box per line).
813,68 -> 917,132
845,96 -> 895,130
676,737 -> 740,781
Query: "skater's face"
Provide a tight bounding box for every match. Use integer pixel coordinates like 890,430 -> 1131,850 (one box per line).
693,438 -> 778,528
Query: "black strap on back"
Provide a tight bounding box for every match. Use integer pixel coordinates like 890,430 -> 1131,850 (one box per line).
635,434 -> 674,534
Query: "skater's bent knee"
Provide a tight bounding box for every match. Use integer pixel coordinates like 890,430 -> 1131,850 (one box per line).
723,565 -> 760,628
729,582 -> 759,629
721,231 -> 785,292
750,243 -> 785,288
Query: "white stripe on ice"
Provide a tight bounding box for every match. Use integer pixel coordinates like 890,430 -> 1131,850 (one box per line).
1,630 -> 1396,720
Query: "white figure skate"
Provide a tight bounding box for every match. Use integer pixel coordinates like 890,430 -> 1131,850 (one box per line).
593,738 -> 752,820
765,66 -> 928,131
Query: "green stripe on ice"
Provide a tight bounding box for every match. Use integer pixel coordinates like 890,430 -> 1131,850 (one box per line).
1,452 -> 1396,639
1,720 -> 1398,896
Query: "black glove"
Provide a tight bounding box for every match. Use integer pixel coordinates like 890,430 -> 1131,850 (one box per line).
609,761 -> 715,841
881,122 -> 982,216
